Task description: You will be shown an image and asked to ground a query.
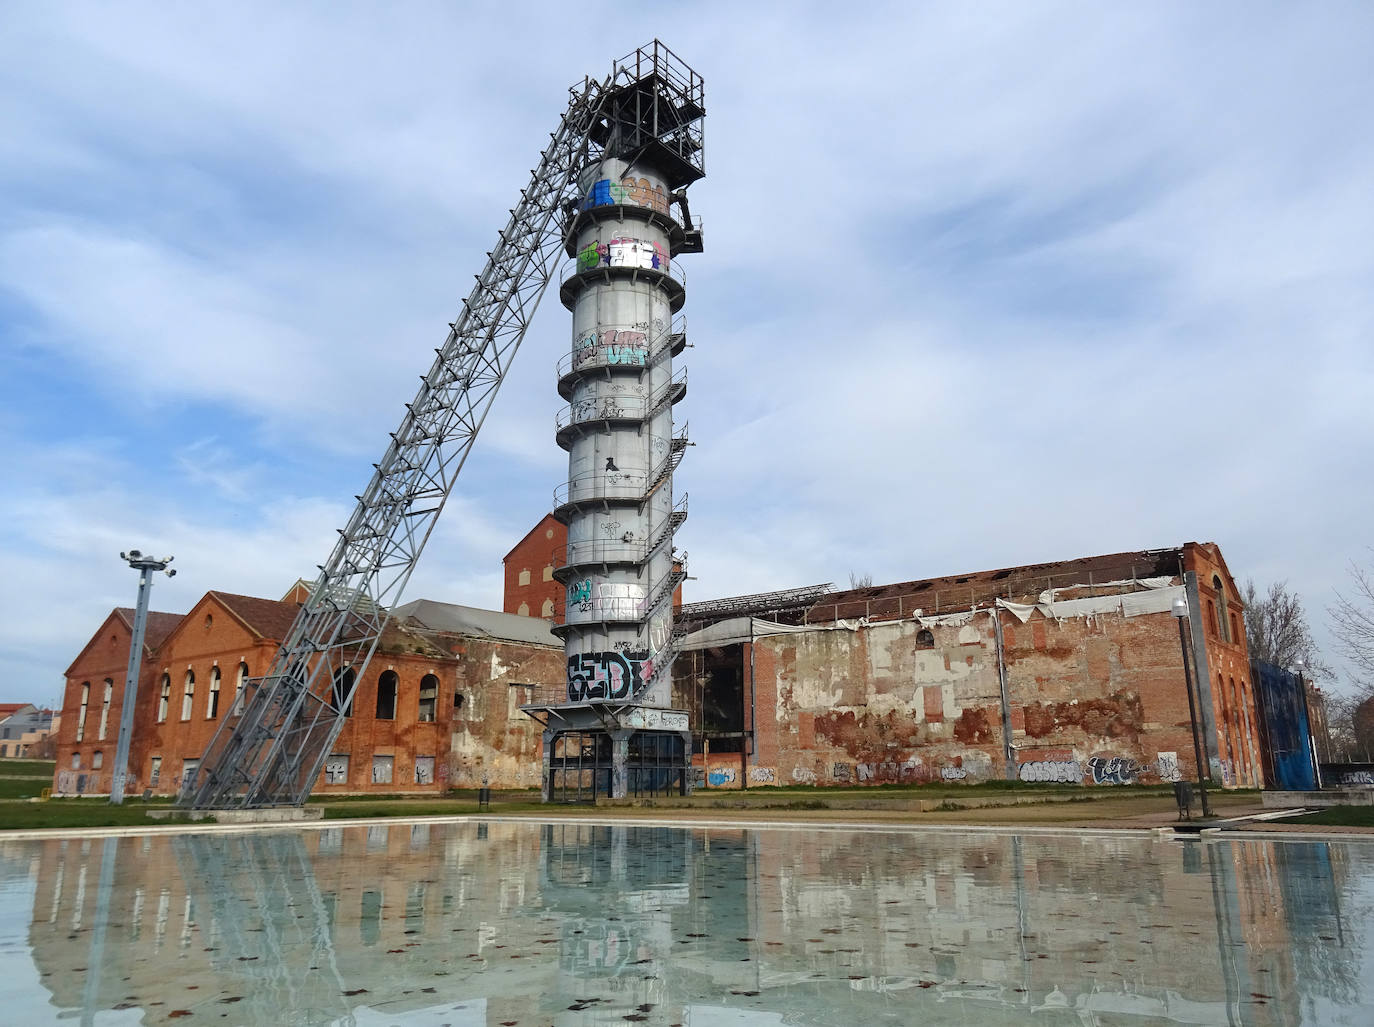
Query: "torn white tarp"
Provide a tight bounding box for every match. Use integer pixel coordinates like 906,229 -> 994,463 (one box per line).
676,616 -> 863,651
998,583 -> 1184,624
1038,576 -> 1173,605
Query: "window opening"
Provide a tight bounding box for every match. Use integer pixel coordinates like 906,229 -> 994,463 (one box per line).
233,662 -> 248,716
157,675 -> 171,723
418,675 -> 438,722
915,629 -> 935,650
414,755 -> 435,785
92,751 -> 103,769
332,667 -> 356,717
207,666 -> 221,718
375,670 -> 398,720
98,679 -> 113,740
76,682 -> 90,741
180,670 -> 195,720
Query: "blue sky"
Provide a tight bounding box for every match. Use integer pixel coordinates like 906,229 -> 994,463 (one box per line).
2,2 -> 1372,706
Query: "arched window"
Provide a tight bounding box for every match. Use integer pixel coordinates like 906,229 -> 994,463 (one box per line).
233,662 -> 248,716
517,602 -> 530,617
332,668 -> 356,717
453,692 -> 466,712
376,671 -> 398,720
157,674 -> 171,723
915,629 -> 935,650
206,666 -> 221,718
542,565 -> 554,582
1207,600 -> 1219,638
1213,576 -> 1230,643
97,679 -> 113,740
92,750 -> 103,769
1230,611 -> 1241,647
76,682 -> 90,741
181,670 -> 195,720
418,675 -> 438,722
541,598 -> 554,618
518,569 -> 531,586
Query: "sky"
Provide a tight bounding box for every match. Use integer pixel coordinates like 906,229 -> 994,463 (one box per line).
2,1 -> 1372,707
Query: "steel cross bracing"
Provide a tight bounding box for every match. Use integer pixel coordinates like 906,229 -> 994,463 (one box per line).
186,75 -> 614,809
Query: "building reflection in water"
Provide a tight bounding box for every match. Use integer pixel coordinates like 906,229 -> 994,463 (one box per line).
5,823 -> 1370,1025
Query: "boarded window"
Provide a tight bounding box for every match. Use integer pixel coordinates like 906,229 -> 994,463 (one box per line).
76,682 -> 90,742
371,755 -> 394,784
157,675 -> 171,723
233,662 -> 248,715
414,756 -> 435,785
181,670 -> 195,720
92,750 -> 103,769
98,679 -> 113,740
149,756 -> 161,787
325,754 -> 349,785
518,569 -> 531,586
541,598 -> 554,617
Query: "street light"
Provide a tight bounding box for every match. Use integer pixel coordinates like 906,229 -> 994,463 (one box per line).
110,550 -> 176,805
1294,657 -> 1323,790
1172,597 -> 1214,817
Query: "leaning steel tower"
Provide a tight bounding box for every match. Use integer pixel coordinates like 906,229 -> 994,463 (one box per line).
538,42 -> 705,801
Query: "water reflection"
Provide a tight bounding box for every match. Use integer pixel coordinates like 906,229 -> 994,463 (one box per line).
2,823 -> 1370,1025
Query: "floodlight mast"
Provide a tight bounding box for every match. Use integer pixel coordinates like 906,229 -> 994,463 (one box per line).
185,42 -> 697,810
111,551 -> 175,805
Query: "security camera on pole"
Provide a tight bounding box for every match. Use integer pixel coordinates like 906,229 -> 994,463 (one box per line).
110,550 -> 176,805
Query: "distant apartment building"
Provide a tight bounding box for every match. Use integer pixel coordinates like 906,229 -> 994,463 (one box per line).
0,703 -> 57,758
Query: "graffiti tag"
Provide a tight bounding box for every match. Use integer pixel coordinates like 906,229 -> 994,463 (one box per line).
579,176 -> 670,215
791,767 -> 817,784
1017,760 -> 1082,784
1339,770 -> 1374,787
707,767 -> 736,786
575,236 -> 670,274
1087,755 -> 1143,785
939,766 -> 968,781
832,763 -> 852,782
748,767 -> 775,783
567,650 -> 651,702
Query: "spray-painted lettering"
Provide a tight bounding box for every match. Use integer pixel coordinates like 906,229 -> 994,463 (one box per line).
1017,760 -> 1082,783
1155,752 -> 1180,782
575,237 -> 669,274
748,767 -> 776,783
566,650 -> 650,702
791,767 -> 817,784
707,767 -> 736,786
1087,755 -> 1142,785
579,176 -> 670,215
939,766 -> 968,780
832,762 -> 852,782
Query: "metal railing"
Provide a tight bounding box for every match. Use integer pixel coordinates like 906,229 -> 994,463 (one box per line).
554,366 -> 687,434
551,495 -> 688,573
559,251 -> 685,288
556,314 -> 685,381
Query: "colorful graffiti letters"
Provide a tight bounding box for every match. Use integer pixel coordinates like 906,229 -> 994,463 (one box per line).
575,237 -> 669,274
579,176 -> 670,215
568,579 -> 593,605
567,650 -> 649,702
707,767 -> 736,786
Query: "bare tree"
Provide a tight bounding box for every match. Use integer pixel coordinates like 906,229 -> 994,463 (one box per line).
848,571 -> 874,590
1241,578 -> 1332,675
1331,549 -> 1374,697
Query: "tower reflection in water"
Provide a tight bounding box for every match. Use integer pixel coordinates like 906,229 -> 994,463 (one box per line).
9,823 -> 1371,1025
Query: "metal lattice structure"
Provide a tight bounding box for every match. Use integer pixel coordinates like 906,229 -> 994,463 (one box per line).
185,49 -> 675,809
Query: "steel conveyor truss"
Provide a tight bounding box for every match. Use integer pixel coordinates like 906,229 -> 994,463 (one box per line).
185,60 -> 632,809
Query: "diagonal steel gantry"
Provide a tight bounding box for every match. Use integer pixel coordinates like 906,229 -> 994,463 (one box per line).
184,70 -> 619,809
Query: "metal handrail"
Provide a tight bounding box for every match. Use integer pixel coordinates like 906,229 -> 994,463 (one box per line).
560,249 -> 685,287
552,494 -> 688,570
553,472 -> 649,509
554,366 -> 686,433
556,314 -> 685,380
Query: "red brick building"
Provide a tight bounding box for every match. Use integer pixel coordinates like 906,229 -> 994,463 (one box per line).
661,542 -> 1262,790
502,513 -> 565,618
54,588 -> 559,797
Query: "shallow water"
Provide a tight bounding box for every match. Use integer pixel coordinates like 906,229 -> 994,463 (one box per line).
0,821 -> 1370,1025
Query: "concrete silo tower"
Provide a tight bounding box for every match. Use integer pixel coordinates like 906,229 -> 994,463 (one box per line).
535,42 -> 705,801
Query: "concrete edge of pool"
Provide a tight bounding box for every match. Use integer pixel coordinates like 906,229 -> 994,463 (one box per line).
1,812 -> 1372,844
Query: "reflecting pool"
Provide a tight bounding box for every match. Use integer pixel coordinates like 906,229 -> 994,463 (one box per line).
0,821 -> 1371,1025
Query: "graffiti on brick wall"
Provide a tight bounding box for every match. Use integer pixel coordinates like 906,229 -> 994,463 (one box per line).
854,757 -> 943,784
940,766 -> 968,780
791,767 -> 817,784
567,650 -> 651,702
576,236 -> 670,274
1155,752 -> 1181,782
1018,760 -> 1083,783
691,766 -> 706,788
707,767 -> 736,786
1087,755 -> 1142,785
748,767 -> 775,783
580,176 -> 670,216
832,763 -> 852,782
324,755 -> 349,785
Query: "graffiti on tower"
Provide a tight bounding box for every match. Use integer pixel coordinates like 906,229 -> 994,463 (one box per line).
567,650 -> 653,701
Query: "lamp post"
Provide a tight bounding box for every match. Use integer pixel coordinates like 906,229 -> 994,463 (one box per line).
1294,658 -> 1323,790
1172,597 -> 1213,817
110,550 -> 175,805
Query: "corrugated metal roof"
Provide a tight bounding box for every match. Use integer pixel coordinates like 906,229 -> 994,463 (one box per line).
393,599 -> 561,648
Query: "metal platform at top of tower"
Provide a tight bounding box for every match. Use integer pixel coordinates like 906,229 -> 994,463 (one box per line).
592,40 -> 705,190
180,41 -> 703,811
